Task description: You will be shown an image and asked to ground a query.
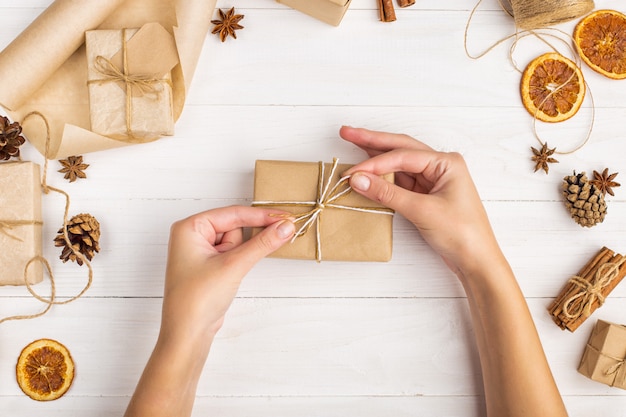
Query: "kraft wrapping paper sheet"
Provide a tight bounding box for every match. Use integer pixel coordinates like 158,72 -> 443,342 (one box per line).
0,0 -> 217,159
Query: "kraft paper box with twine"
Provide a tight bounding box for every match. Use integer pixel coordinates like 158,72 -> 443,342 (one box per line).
578,320 -> 626,390
0,161 -> 43,286
86,23 -> 178,141
252,159 -> 394,262
0,0 -> 217,160
276,0 -> 353,26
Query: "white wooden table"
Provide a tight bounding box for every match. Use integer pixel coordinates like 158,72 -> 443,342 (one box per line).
1,0 -> 626,415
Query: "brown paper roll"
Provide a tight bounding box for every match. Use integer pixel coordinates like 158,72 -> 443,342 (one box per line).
0,0 -> 126,111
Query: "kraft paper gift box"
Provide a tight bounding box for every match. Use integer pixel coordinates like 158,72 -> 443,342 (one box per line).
276,0 -> 353,26
578,320 -> 626,389
0,162 -> 43,286
86,23 -> 179,141
252,159 -> 394,262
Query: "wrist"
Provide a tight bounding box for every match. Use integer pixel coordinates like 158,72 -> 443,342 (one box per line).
155,327 -> 214,374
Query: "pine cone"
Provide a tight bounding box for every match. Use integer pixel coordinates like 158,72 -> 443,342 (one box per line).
54,213 -> 101,265
0,116 -> 26,160
562,172 -> 607,227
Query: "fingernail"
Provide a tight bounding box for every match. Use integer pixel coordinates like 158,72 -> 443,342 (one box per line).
277,220 -> 295,239
351,173 -> 371,191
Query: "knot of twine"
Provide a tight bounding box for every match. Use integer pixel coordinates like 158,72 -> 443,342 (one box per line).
0,220 -> 43,242
252,158 -> 394,262
87,29 -> 170,142
563,258 -> 626,319
0,111 -> 93,325
585,343 -> 626,387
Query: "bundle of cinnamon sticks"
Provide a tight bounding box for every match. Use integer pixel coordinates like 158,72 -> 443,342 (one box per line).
549,247 -> 626,332
378,0 -> 415,23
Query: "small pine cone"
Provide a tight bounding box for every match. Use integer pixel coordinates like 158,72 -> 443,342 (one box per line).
562,172 -> 607,228
54,213 -> 101,265
0,116 -> 26,160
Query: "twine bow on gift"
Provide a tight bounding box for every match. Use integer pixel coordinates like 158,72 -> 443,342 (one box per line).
87,28 -> 171,142
585,343 -> 626,388
605,358 -> 626,384
252,158 -> 394,262
563,258 -> 626,319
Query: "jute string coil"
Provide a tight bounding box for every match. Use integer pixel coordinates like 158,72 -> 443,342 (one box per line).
508,0 -> 594,30
252,158 -> 394,262
0,111 -> 93,325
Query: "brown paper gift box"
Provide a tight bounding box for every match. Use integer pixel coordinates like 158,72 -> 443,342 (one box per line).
0,162 -> 43,286
276,0 -> 353,26
578,320 -> 626,389
86,23 -> 179,141
253,160 -> 394,262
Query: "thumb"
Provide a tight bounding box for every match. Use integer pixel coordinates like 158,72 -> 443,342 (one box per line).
349,172 -> 419,215
226,219 -> 295,274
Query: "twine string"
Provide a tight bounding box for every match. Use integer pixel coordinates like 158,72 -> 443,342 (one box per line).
87,29 -> 170,143
585,343 -> 626,387
252,158 -> 394,262
562,258 -> 626,319
464,1 -> 595,155
0,111 -> 93,325
0,220 -> 43,241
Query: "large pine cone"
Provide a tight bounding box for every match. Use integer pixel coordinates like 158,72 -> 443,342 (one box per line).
0,116 -> 26,160
54,213 -> 101,266
562,172 -> 607,227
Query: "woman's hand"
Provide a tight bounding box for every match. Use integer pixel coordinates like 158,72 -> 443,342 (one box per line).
341,126 -> 502,277
161,206 -> 295,343
125,206 -> 294,417
342,126 -> 567,417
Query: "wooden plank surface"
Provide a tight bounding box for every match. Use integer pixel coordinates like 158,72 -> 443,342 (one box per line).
1,0 -> 626,415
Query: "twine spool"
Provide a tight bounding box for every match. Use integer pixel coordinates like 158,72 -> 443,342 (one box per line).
508,0 -> 594,29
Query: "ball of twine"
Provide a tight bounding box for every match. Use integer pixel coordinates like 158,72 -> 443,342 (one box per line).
507,0 -> 594,29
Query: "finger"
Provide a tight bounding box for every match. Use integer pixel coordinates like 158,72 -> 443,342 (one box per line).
344,148 -> 439,179
223,220 -> 296,275
339,126 -> 433,155
214,228 -> 243,252
183,206 -> 288,241
349,171 -> 428,216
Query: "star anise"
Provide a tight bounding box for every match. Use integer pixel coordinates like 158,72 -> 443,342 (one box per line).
58,155 -> 89,182
211,7 -> 244,42
531,142 -> 559,174
590,168 -> 620,196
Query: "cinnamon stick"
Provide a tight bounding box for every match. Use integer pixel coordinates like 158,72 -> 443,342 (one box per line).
566,254 -> 626,332
548,247 -> 612,317
548,247 -> 626,332
378,0 -> 396,22
397,0 -> 415,7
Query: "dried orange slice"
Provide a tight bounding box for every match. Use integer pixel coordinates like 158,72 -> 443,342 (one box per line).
520,53 -> 585,123
574,9 -> 626,79
16,339 -> 74,401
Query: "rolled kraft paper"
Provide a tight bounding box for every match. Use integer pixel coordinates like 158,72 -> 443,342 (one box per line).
0,0 -> 126,111
0,0 -> 217,160
510,0 -> 594,29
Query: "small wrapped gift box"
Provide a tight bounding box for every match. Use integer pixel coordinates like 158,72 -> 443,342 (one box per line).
86,23 -> 179,141
578,320 -> 626,389
276,0 -> 352,26
0,162 -> 43,286
253,159 -> 394,262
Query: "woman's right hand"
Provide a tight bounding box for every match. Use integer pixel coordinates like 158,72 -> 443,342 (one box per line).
341,126 -> 503,278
